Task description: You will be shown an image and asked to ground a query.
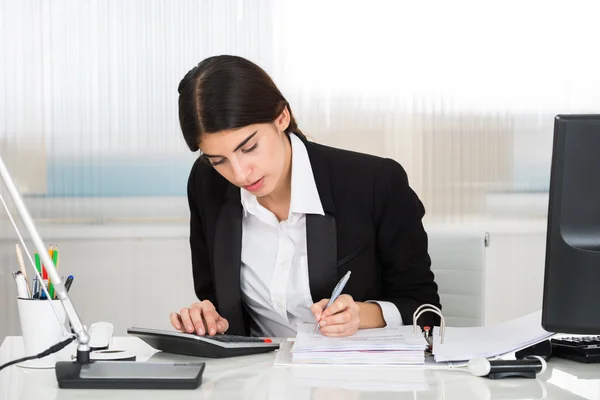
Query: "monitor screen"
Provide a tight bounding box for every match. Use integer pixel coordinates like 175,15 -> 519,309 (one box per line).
542,115 -> 600,334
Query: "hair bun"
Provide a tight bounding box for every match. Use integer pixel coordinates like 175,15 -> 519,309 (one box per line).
177,65 -> 199,94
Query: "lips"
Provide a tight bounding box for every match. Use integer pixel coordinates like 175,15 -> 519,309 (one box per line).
244,177 -> 264,192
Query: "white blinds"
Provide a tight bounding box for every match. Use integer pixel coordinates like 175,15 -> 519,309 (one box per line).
2,0 -> 600,222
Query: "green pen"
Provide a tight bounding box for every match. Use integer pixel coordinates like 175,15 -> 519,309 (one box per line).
49,248 -> 59,299
34,253 -> 41,298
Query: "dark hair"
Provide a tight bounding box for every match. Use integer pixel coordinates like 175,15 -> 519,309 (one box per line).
177,55 -> 305,152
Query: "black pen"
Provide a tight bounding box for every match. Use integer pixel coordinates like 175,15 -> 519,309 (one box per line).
64,275 -> 74,292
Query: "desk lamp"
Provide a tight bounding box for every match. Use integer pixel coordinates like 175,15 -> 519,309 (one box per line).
0,155 -> 204,389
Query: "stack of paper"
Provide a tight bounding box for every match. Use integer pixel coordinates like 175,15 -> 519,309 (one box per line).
432,310 -> 554,362
290,363 -> 428,391
291,323 -> 428,365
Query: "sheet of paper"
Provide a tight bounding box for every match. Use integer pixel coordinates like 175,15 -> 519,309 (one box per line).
294,323 -> 427,350
296,323 -> 418,340
432,310 -> 554,362
289,324 -> 428,365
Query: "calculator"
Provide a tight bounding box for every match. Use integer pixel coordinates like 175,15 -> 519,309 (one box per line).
127,327 -> 280,358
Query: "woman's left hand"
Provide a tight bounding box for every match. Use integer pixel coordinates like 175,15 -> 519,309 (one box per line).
310,294 -> 361,337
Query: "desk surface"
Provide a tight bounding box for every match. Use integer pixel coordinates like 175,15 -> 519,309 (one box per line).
1,336 -> 599,400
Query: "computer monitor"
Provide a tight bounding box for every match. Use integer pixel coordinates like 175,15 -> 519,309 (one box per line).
542,115 -> 600,334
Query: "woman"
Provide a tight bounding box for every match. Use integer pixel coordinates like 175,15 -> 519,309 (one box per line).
170,55 -> 440,338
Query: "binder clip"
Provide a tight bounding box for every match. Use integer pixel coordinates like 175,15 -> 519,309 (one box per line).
413,304 -> 446,352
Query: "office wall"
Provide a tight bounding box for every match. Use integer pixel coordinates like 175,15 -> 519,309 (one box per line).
1,220 -> 547,343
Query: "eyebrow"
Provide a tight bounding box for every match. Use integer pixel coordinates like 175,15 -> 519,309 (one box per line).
202,131 -> 258,158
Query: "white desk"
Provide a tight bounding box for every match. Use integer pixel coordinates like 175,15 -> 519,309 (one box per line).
1,336 -> 599,399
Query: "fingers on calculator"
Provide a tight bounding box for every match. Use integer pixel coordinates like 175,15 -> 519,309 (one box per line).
171,300 -> 229,336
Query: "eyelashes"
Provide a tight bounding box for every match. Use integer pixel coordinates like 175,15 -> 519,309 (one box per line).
242,143 -> 258,153
208,143 -> 259,167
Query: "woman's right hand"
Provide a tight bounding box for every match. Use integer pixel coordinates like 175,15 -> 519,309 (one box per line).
170,300 -> 229,336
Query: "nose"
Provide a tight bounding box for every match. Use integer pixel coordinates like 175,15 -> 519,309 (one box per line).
230,158 -> 251,184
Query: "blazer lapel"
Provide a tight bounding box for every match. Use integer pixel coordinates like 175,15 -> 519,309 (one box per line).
213,184 -> 245,334
304,139 -> 339,303
306,213 -> 338,302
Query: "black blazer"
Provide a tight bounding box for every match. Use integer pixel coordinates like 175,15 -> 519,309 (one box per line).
187,135 -> 441,335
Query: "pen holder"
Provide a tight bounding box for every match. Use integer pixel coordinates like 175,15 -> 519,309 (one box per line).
16,297 -> 70,368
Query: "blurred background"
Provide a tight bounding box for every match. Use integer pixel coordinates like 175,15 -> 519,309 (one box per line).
1,0 -> 599,341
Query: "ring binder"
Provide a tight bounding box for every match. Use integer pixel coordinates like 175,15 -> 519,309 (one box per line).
412,304 -> 446,344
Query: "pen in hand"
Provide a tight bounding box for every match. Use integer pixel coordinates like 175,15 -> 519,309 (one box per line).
314,271 -> 352,333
